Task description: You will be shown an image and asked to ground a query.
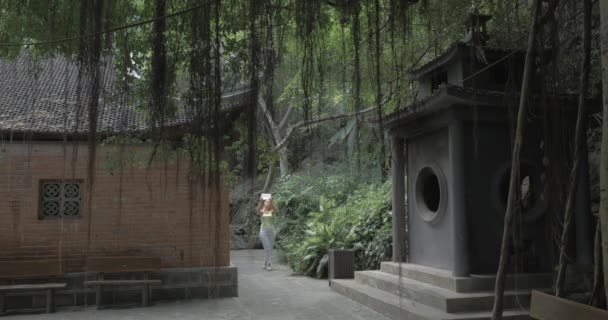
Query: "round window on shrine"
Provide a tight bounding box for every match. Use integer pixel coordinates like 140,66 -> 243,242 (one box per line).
415,165 -> 447,223
492,161 -> 547,223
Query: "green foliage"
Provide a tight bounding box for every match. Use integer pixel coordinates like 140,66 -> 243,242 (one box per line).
349,184 -> 393,271
0,0 -> 553,181
100,135 -> 147,175
101,134 -> 231,182
272,174 -> 392,278
181,133 -> 228,180
271,174 -> 355,275
225,114 -> 278,180
102,135 -> 186,171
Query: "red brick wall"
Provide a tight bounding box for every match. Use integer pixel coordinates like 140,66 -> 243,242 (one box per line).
0,142 -> 230,272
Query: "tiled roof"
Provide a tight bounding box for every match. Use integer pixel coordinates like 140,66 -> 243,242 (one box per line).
373,84 -> 583,130
409,43 -> 464,79
0,53 -> 252,135
409,42 -> 521,80
372,85 -> 508,128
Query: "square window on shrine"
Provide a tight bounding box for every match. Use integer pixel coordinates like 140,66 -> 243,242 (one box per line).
39,180 -> 83,219
430,68 -> 448,92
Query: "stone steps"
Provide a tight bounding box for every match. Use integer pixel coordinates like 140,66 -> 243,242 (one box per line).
331,279 -> 531,320
330,263 -> 553,320
380,262 -> 553,293
355,270 -> 533,313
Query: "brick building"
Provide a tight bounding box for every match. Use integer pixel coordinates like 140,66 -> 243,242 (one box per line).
0,53 -> 252,306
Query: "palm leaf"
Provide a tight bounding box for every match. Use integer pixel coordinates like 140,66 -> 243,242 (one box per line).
316,253 -> 329,279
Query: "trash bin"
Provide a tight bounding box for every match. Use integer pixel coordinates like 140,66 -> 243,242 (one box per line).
328,249 -> 354,285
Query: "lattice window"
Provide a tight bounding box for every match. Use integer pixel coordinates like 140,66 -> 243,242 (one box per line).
39,181 -> 82,219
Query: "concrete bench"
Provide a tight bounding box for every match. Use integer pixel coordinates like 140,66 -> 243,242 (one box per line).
530,290 -> 608,320
83,256 -> 161,309
0,260 -> 67,314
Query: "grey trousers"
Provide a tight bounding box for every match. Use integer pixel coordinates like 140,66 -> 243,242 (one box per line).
260,228 -> 276,266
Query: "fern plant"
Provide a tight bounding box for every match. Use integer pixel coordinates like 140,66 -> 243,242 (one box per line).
272,174 -> 392,278
300,197 -> 357,278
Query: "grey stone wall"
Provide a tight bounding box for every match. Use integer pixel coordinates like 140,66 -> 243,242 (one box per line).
407,128 -> 455,271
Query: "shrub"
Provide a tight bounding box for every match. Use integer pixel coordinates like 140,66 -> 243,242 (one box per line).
348,183 -> 393,271
271,174 -> 392,278
272,174 -> 356,238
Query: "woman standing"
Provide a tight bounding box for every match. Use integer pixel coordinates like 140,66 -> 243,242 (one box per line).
257,197 -> 277,271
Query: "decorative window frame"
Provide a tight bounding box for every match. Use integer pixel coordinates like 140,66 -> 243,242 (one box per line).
38,180 -> 83,220
490,161 -> 547,224
414,164 -> 447,224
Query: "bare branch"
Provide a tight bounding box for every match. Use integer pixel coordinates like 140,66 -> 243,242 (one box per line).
272,106 -> 378,152
278,104 -> 294,131
258,94 -> 282,146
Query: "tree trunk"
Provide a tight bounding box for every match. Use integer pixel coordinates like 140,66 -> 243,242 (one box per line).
599,0 -> 608,305
591,222 -> 606,308
262,165 -> 275,193
278,147 -> 289,177
491,1 -> 542,319
352,2 -> 361,171
374,0 -> 387,180
246,0 -> 259,179
391,137 -> 406,262
555,0 -> 592,298
260,93 -> 382,177
258,93 -> 290,176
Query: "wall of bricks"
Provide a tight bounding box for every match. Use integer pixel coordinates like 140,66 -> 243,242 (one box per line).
0,141 -> 230,272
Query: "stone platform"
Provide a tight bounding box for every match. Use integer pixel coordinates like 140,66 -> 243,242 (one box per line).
330,262 -> 553,320
2,266 -> 237,311
2,250 -> 391,320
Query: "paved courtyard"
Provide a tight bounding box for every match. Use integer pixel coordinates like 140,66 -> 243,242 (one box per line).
4,250 -> 390,320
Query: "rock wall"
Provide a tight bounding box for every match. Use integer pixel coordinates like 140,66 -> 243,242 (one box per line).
229,179 -> 263,249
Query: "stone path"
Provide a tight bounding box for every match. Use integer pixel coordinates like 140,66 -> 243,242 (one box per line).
5,250 -> 390,320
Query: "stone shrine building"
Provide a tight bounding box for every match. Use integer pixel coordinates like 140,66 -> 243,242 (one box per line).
331,14 -> 594,320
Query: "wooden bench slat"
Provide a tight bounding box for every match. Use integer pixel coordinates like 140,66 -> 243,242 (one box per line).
85,257 -> 161,273
0,260 -> 66,314
530,290 -> 608,320
84,280 -> 161,286
0,283 -> 66,291
0,260 -> 64,279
